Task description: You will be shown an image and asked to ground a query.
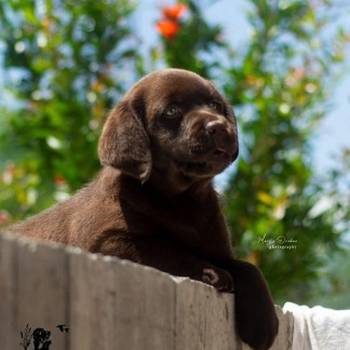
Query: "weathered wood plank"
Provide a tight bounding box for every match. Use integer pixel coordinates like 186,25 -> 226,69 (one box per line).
69,251 -> 177,350
112,260 -> 177,350
270,307 -> 294,350
15,237 -> 69,350
68,249 -> 119,350
0,234 -> 18,350
175,278 -> 238,350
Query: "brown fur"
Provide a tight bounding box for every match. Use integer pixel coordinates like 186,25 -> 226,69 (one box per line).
8,69 -> 278,350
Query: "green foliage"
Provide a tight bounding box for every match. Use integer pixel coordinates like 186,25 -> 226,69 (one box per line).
0,0 -> 349,305
0,0 -> 137,218
221,0 -> 350,302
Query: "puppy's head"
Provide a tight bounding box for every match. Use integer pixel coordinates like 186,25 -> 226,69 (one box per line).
98,69 -> 238,190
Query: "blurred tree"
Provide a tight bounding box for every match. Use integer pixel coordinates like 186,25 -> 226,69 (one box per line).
0,0 -> 137,219
222,0 -> 350,303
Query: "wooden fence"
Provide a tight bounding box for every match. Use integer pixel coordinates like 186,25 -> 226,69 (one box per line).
0,233 -> 293,350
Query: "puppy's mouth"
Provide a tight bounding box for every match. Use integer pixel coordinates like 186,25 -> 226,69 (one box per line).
175,158 -> 230,178
172,146 -> 234,178
175,159 -> 212,177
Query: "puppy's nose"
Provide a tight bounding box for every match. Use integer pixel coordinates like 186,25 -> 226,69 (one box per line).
206,120 -> 229,150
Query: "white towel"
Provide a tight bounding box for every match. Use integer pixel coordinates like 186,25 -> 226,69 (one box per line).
283,302 -> 350,350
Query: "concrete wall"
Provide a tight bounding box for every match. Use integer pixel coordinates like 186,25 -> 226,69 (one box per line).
0,233 -> 293,349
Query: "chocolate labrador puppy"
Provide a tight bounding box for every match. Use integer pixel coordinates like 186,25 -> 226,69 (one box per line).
9,69 -> 278,349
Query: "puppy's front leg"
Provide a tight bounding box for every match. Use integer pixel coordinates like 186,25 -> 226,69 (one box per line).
94,233 -> 233,292
216,258 -> 279,350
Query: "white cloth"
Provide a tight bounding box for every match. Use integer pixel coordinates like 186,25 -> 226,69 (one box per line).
283,302 -> 350,350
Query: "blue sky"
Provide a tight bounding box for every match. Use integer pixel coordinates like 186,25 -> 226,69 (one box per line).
133,0 -> 350,188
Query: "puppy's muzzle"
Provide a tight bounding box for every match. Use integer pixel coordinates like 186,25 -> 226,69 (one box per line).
205,119 -> 237,160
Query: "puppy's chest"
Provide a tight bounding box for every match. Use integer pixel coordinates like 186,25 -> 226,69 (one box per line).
131,196 -> 215,249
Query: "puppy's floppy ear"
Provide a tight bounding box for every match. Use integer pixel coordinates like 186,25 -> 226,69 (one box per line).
98,98 -> 152,183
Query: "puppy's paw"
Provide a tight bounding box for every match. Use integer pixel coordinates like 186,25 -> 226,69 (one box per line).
201,267 -> 234,292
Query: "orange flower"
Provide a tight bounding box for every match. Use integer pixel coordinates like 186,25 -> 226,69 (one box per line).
156,3 -> 187,39
0,210 -> 10,224
162,3 -> 187,20
54,175 -> 65,186
156,19 -> 180,39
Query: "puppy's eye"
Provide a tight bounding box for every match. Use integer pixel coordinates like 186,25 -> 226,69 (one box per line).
164,105 -> 181,118
208,101 -> 222,112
